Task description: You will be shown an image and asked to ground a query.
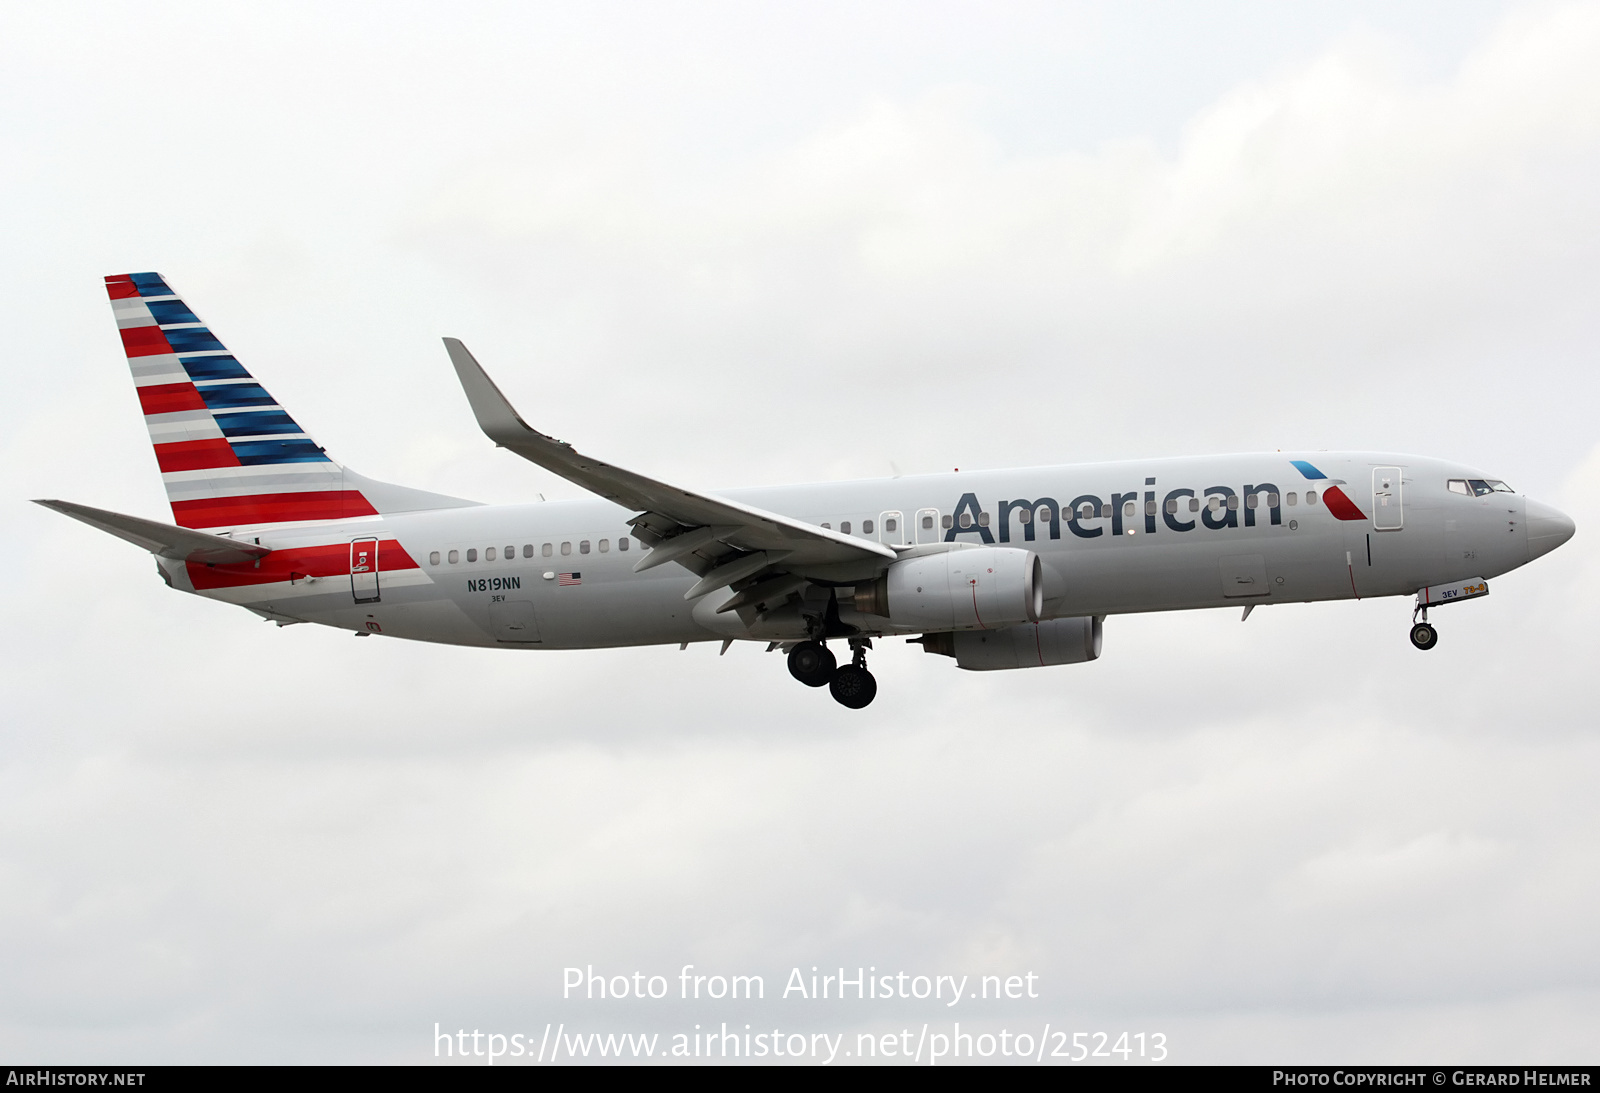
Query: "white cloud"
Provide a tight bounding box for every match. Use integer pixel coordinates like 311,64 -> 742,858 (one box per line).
1,0 -> 1597,1065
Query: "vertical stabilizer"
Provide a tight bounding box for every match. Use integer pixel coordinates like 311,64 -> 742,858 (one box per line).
106,272 -> 473,529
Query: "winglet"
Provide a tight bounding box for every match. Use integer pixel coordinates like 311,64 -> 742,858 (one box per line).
443,337 -> 548,448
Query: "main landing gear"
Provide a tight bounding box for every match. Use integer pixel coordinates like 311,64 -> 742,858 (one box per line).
1409,604 -> 1439,651
787,638 -> 877,708
787,641 -> 836,687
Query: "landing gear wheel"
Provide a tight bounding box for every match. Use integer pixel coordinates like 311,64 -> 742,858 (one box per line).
829,665 -> 877,709
787,641 -> 836,687
1409,622 -> 1438,651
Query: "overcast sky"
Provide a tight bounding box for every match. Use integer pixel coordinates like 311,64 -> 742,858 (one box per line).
3,0 -> 1598,1065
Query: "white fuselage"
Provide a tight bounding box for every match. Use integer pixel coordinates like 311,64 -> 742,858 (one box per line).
165,452 -> 1536,649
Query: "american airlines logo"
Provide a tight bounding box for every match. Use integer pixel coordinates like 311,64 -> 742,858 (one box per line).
945,464 -> 1366,544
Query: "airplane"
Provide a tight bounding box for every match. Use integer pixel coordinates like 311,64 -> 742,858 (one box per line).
36,272 -> 1577,709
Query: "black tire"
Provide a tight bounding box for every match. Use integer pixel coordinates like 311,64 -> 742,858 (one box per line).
787,641 -> 836,687
1409,622 -> 1438,651
829,665 -> 877,709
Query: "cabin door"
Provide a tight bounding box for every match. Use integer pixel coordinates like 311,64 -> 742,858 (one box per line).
1372,467 -> 1403,531
350,537 -> 380,604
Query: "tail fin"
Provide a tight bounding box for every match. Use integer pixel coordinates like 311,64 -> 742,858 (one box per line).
106,272 -> 475,530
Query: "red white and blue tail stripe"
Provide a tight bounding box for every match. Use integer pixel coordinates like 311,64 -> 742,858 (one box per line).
107,272 -> 380,530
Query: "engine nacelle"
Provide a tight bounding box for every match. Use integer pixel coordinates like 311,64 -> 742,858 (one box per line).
859,547 -> 1043,630
918,616 -> 1103,670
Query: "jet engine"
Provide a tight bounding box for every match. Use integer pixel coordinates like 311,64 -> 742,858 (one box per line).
853,547 -> 1042,630
916,616 -> 1103,671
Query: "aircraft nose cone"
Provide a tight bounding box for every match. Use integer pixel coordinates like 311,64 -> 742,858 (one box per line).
1526,498 -> 1576,561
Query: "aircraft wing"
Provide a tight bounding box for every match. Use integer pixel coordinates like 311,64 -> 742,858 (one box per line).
34,499 -> 272,565
443,338 -> 894,590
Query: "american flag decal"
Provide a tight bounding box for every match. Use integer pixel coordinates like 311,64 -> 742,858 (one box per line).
558,572 -> 582,586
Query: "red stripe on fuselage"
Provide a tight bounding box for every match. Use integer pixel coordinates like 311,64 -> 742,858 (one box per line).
137,382 -> 209,415
105,276 -> 140,300
154,438 -> 242,472
186,539 -> 419,590
119,325 -> 172,357
1322,485 -> 1367,521
170,490 -> 379,529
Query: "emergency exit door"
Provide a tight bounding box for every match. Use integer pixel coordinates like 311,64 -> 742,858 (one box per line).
350,537 -> 380,603
879,511 -> 908,546
1372,467 -> 1403,531
914,508 -> 941,544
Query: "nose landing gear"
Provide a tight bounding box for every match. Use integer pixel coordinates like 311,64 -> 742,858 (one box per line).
786,638 -> 877,708
1409,603 -> 1439,651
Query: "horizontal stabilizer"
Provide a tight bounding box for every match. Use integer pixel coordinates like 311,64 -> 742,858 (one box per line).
34,499 -> 272,565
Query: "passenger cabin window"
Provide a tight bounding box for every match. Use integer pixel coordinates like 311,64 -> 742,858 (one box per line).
1165,499 -> 1177,514
619,537 -> 630,551
821,522 -> 831,530
561,542 -> 572,556
1208,497 -> 1221,511
542,543 -> 553,557
978,512 -> 990,527
1019,509 -> 1032,524
448,550 -> 459,564
1268,493 -> 1279,507
1306,491 -> 1319,505
958,513 -> 971,528
841,521 -> 852,534
1099,504 -> 1111,518
1145,500 -> 1157,516
466,548 -> 478,562
485,547 -> 496,561
599,539 -> 610,553
505,545 -> 514,559
1079,504 -> 1094,520
429,551 -> 440,565
1287,492 -> 1298,505
1246,495 -> 1258,509
862,519 -> 874,535
579,540 -> 591,554
1227,496 -> 1239,510
941,515 -> 953,529
1188,498 -> 1200,512
523,544 -> 534,558
1124,501 -> 1136,517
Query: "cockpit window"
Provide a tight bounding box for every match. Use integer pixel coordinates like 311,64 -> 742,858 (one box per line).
1450,478 -> 1514,496
1464,479 -> 1516,496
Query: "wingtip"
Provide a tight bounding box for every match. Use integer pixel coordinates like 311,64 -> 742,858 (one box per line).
441,336 -> 537,441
